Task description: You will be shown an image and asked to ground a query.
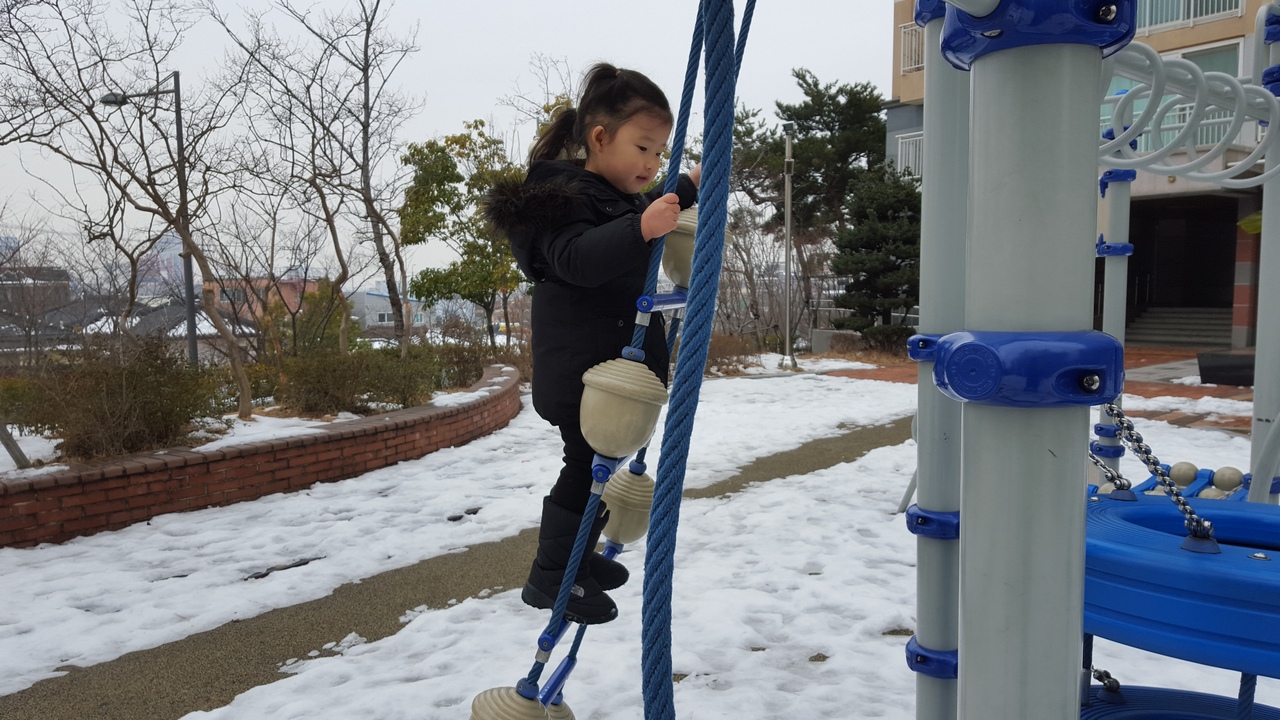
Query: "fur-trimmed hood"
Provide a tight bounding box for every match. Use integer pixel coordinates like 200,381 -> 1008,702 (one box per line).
481,161 -> 587,240
483,161 -> 607,282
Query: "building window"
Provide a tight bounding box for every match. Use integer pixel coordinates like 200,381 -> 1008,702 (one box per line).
220,289 -> 247,305
376,312 -> 394,324
1136,0 -> 1239,30
900,23 -> 924,74
897,132 -> 924,179
413,313 -> 423,324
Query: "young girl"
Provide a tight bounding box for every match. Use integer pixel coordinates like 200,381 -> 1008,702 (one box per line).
484,63 -> 700,624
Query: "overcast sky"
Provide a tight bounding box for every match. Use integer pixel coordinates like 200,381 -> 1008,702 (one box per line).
1,0 -> 895,272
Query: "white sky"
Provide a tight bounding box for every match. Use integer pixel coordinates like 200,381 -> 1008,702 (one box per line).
0,0 -> 895,272
2,358 -> 1276,717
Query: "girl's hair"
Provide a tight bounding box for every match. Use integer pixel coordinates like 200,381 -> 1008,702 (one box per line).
528,63 -> 673,165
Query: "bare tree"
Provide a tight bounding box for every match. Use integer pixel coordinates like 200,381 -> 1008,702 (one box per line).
208,0 -> 420,355
0,0 -> 257,418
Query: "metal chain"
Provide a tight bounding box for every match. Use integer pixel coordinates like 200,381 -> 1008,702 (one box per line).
1103,403 -> 1214,539
1087,451 -> 1131,491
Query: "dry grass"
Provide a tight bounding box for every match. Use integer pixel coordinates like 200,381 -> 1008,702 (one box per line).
808,348 -> 912,367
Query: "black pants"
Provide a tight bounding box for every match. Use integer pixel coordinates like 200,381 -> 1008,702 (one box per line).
549,420 -> 598,515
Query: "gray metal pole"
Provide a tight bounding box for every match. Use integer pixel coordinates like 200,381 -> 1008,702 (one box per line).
779,124 -> 797,370
913,16 -> 969,720
959,43 -> 1099,720
1251,37 -> 1280,503
172,71 -> 199,366
1096,176 -> 1132,475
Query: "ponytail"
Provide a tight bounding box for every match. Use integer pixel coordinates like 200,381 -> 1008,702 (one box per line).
528,106 -> 583,164
528,63 -> 673,166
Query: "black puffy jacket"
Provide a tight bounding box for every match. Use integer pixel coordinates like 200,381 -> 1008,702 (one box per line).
484,160 -> 698,425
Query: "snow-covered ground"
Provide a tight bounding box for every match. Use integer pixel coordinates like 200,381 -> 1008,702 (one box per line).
1,356 -> 1275,718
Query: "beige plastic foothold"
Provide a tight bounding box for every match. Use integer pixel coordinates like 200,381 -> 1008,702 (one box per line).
1213,466 -> 1244,490
1169,461 -> 1199,487
470,687 -> 574,720
661,207 -> 700,288
580,359 -> 669,458
602,467 -> 656,545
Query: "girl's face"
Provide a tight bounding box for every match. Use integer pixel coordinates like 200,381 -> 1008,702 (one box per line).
584,112 -> 672,194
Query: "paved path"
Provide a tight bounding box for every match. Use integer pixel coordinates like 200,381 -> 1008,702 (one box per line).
0,416 -> 914,720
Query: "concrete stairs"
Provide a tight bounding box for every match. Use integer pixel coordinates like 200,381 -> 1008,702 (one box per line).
1123,307 -> 1232,348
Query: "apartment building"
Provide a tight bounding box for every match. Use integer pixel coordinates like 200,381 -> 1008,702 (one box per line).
889,0 -> 1268,348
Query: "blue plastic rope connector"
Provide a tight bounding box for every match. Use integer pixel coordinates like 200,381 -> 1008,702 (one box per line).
637,291 -> 689,313
515,677 -> 539,700
941,0 -> 1136,71
628,458 -> 647,475
1099,168 -> 1137,197
1267,13 -> 1280,44
915,0 -> 945,27
929,330 -> 1125,407
907,333 -> 942,363
1101,127 -> 1138,152
906,636 -> 958,679
1094,423 -> 1121,438
621,346 -> 646,362
1096,234 -> 1134,258
1090,440 -> 1125,459
905,504 -> 960,540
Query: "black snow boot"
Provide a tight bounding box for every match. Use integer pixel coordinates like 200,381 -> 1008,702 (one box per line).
587,504 -> 629,592
522,496 -> 618,624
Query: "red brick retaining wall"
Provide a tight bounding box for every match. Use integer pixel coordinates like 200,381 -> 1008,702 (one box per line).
0,364 -> 522,548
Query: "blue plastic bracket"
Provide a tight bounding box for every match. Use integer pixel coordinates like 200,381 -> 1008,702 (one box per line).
906,636 -> 958,679
907,333 -> 942,363
926,331 -> 1125,407
1094,423 -> 1120,438
637,291 -> 688,313
1099,168 -> 1137,197
915,0 -> 946,26
905,504 -> 960,540
538,654 -> 579,707
1101,127 -> 1138,153
1096,234 -> 1134,258
1089,440 -> 1125,459
538,618 -> 572,654
941,0 -> 1136,71
1264,64 -> 1280,97
621,346 -> 646,362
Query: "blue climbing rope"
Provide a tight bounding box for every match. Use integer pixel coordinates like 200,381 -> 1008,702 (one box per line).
1240,673 -> 1257,720
641,1 -> 751,718
517,0 -> 753,712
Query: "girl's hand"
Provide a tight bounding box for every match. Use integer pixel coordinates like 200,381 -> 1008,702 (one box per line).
641,193 -> 682,240
689,163 -> 701,188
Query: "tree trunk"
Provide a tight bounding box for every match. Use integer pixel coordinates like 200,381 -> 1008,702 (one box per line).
0,420 -> 31,470
185,235 -> 254,419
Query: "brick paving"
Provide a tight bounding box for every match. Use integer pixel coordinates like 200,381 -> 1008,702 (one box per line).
827,346 -> 1254,436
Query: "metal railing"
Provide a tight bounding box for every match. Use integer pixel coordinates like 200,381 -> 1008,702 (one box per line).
900,23 -> 924,73
1136,0 -> 1240,30
898,131 -> 924,178
1101,101 -> 1256,152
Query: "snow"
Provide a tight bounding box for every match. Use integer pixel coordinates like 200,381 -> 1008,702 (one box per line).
1,358 -> 1277,718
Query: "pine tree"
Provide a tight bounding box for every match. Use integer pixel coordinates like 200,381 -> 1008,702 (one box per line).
830,164 -> 921,338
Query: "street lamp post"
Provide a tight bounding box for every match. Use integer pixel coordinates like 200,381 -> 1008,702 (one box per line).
778,122 -> 798,370
100,71 -> 198,365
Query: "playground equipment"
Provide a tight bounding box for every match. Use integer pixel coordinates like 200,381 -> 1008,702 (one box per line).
908,1 -> 1280,718
469,2 -> 751,718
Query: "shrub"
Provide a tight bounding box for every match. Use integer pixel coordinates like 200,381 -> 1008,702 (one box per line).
277,351 -> 367,415
490,338 -> 532,384
704,333 -> 758,375
19,337 -> 222,458
860,324 -> 917,355
363,347 -> 439,408
0,374 -> 38,426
